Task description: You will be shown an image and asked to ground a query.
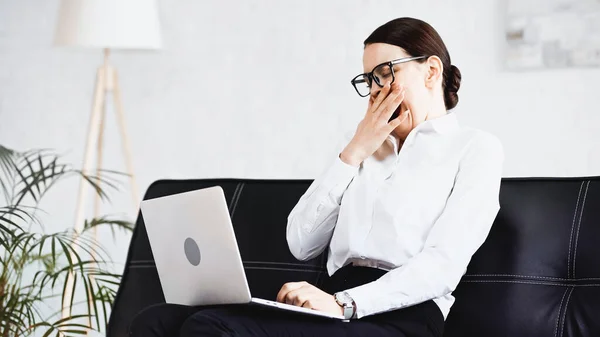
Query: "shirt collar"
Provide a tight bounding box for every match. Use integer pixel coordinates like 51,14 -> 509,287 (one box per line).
387,112 -> 460,146
421,111 -> 459,134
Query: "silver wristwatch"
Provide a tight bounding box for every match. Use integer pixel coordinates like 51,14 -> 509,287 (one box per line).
334,291 -> 356,320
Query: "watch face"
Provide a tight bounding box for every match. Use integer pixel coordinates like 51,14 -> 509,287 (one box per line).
336,292 -> 353,305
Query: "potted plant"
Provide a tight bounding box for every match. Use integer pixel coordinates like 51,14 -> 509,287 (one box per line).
0,145 -> 132,336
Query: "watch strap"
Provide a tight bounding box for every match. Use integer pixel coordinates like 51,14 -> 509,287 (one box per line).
343,302 -> 354,319
335,292 -> 356,320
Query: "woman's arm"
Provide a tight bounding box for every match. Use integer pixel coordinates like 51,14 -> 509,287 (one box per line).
286,133 -> 358,261
344,133 -> 504,318
287,84 -> 406,261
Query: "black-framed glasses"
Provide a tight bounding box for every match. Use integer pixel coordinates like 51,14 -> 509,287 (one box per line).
350,55 -> 429,97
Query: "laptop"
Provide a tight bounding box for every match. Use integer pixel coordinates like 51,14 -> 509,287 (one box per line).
140,185 -> 344,320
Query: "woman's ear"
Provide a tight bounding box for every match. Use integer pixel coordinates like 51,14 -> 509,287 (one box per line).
424,56 -> 443,89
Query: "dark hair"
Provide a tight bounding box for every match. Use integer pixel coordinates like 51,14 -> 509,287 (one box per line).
364,17 -> 461,110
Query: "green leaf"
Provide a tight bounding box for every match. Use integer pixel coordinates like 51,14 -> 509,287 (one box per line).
34,315 -> 92,337
87,274 -> 100,329
50,313 -> 91,326
0,206 -> 27,232
82,216 -> 134,233
14,154 -> 67,205
0,146 -> 129,337
0,144 -> 18,201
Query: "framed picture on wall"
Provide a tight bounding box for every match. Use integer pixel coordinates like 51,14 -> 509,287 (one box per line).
505,0 -> 600,69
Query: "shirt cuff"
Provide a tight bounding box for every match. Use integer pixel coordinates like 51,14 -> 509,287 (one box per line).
344,284 -> 375,319
319,155 -> 359,202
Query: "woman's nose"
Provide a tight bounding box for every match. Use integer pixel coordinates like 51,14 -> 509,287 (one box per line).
370,86 -> 383,100
370,86 -> 381,97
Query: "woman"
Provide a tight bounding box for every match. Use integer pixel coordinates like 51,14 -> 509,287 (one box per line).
130,17 -> 503,337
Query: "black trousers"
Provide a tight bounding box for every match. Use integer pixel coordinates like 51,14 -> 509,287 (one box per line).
129,266 -> 444,337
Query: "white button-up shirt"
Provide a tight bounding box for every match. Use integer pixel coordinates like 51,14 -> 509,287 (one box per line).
286,112 -> 504,319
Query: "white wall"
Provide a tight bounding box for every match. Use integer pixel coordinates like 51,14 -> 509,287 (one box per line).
1,0 -> 599,329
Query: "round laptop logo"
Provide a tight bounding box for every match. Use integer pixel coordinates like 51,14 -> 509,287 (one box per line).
184,237 -> 201,266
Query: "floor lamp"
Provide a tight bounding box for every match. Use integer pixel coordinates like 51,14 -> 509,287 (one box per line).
54,0 -> 162,323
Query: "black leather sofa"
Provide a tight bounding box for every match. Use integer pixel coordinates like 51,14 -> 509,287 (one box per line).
107,177 -> 600,337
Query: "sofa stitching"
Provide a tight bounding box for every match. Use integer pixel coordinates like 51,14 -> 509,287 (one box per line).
243,260 -> 325,268
462,280 -> 599,287
555,288 -> 569,337
233,182 -> 242,206
560,287 -> 575,337
129,260 -> 325,268
230,182 -> 245,217
464,274 -> 600,281
573,180 -> 590,278
244,266 -> 323,273
568,181 -> 584,278
127,265 -> 324,273
244,262 -> 324,272
228,183 -> 242,216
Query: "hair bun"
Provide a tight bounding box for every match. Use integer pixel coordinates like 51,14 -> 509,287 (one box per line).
447,65 -> 461,93
444,65 -> 462,110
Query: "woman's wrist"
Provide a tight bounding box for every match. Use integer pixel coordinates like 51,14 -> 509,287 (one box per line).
340,147 -> 363,167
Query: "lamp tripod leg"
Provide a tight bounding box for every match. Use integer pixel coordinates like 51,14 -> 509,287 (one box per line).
62,65 -> 106,321
112,69 -> 140,210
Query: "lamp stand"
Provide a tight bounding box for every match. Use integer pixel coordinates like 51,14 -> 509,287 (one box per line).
62,48 -> 140,324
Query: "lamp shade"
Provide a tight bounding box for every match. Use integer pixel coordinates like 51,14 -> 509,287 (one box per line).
54,0 -> 162,50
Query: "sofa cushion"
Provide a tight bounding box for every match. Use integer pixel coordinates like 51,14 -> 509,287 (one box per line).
108,177 -> 600,337
444,178 -> 600,337
107,179 -> 325,337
